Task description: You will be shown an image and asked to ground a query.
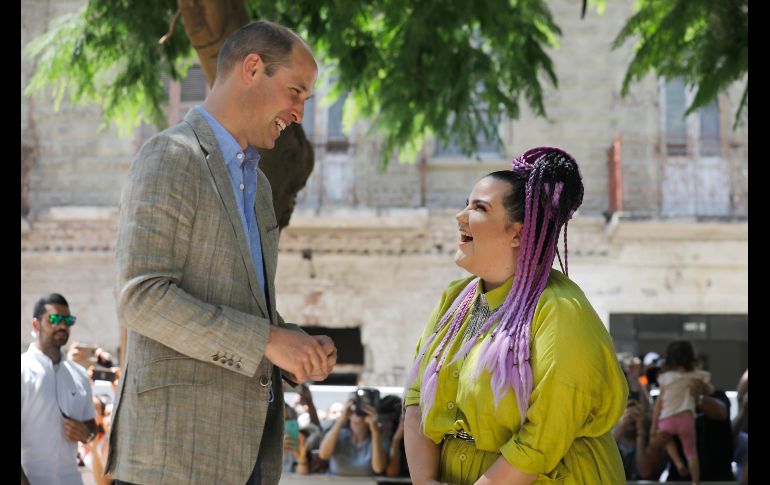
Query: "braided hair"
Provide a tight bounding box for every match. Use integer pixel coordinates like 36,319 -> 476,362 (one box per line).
408,147 -> 584,423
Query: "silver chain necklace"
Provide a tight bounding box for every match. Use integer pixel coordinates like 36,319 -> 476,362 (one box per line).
463,293 -> 492,343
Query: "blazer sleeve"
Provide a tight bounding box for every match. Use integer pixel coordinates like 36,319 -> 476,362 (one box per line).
115,133 -> 271,377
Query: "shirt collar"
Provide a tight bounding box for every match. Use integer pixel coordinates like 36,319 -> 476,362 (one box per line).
479,274 -> 516,312
195,105 -> 261,169
28,342 -> 66,365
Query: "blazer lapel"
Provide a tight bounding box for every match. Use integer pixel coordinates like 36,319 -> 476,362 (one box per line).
183,109 -> 270,318
255,170 -> 279,323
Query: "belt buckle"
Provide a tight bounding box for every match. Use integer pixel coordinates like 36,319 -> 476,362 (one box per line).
451,429 -> 475,443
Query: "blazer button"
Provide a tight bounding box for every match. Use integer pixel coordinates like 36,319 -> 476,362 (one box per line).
227,359 -> 234,366
212,353 -> 220,361
220,357 -> 227,364
235,362 -> 242,369
259,376 -> 270,387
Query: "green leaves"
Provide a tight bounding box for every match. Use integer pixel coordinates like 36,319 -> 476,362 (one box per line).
24,0 -> 194,136
613,0 -> 747,127
25,0 -> 745,168
25,0 -> 562,166
261,0 -> 561,165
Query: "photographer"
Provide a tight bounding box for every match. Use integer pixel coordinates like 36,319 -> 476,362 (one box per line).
318,393 -> 389,476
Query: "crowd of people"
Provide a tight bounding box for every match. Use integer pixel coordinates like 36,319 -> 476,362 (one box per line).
20,291 -> 747,485
280,384 -> 410,479
613,344 -> 748,484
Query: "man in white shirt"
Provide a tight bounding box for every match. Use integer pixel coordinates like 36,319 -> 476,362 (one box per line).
21,293 -> 99,485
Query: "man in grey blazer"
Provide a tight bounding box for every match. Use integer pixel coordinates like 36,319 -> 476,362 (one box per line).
107,21 -> 337,485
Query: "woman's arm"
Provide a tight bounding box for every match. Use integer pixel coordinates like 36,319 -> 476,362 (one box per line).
319,396 -> 354,459
362,404 -> 387,474
369,424 -> 388,474
650,388 -> 663,435
318,413 -> 347,460
386,413 -> 405,477
474,456 -> 538,485
84,436 -> 112,485
404,405 -> 441,485
636,428 -> 671,480
293,434 -> 310,475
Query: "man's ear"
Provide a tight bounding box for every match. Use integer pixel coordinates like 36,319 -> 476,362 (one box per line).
510,222 -> 524,248
242,53 -> 264,81
32,317 -> 41,333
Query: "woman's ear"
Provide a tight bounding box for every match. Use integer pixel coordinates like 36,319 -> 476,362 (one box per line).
510,222 -> 524,248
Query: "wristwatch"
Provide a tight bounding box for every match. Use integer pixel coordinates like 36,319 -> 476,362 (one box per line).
86,430 -> 97,443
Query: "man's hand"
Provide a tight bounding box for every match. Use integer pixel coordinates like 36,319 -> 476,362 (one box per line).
311,335 -> 337,381
265,327 -> 337,383
63,418 -> 92,443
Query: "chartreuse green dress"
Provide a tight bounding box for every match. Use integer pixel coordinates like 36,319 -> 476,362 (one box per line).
405,269 -> 628,484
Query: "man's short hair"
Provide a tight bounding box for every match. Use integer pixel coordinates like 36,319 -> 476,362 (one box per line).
216,20 -> 310,79
33,293 -> 69,319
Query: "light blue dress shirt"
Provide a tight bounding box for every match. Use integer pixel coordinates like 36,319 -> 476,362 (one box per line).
195,106 -> 267,303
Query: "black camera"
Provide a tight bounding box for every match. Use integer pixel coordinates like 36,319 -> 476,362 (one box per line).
354,388 -> 380,417
92,368 -> 117,382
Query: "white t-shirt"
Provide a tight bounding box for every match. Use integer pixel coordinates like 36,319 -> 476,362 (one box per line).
21,343 -> 95,485
657,369 -> 711,420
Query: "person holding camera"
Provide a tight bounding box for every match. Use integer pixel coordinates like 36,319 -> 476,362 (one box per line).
404,148 -> 627,485
318,393 -> 389,476
21,293 -> 100,485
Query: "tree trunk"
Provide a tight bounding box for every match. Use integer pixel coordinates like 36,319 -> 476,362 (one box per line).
177,0 -> 315,230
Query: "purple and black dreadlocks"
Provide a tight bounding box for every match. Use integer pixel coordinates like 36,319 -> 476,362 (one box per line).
408,147 -> 584,423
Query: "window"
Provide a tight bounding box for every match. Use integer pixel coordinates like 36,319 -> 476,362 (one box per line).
295,90 -> 357,208
326,93 -> 349,152
664,78 -> 688,156
660,78 -> 729,217
663,78 -> 721,158
135,66 -> 208,149
168,65 -> 209,125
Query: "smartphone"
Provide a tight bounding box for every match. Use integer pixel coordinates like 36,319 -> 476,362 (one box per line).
92,368 -> 116,382
355,388 -> 380,416
284,419 -> 300,443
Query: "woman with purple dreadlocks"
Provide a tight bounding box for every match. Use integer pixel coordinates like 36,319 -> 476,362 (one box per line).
403,147 -> 628,484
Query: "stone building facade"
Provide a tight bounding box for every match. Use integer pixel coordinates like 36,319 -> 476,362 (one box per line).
22,0 -> 747,390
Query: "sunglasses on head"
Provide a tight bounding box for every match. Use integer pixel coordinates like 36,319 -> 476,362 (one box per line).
48,314 -> 77,327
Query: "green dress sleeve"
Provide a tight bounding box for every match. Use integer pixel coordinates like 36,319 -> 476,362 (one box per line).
499,281 -> 628,478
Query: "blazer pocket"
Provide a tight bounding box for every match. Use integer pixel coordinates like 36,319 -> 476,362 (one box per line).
135,356 -> 213,395
265,224 -> 279,238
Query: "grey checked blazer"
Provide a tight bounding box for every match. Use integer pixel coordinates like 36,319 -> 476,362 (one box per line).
107,108 -> 297,485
